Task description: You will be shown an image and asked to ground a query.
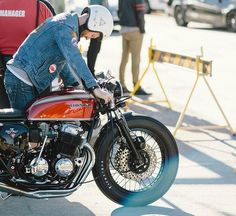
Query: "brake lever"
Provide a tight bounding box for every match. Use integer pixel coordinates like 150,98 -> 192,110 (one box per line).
96,97 -> 115,114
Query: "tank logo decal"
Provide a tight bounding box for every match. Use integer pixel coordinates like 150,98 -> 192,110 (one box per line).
70,103 -> 92,108
49,64 -> 57,73
6,128 -> 18,138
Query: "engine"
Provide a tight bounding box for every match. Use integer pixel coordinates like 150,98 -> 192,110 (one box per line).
0,121 -> 86,184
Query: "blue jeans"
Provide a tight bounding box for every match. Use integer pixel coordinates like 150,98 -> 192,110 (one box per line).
4,69 -> 37,111
0,55 -> 11,108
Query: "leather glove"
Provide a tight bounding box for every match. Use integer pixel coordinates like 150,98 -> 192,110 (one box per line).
92,87 -> 113,104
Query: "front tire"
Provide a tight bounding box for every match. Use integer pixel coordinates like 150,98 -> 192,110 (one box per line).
174,6 -> 188,26
92,116 -> 179,206
226,10 -> 236,32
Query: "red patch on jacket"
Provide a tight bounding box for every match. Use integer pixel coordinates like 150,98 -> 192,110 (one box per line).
49,64 -> 57,73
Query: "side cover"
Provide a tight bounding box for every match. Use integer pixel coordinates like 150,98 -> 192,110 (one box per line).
0,123 -> 28,145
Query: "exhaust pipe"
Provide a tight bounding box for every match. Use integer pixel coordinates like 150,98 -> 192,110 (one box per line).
0,143 -> 95,199
0,182 -> 75,198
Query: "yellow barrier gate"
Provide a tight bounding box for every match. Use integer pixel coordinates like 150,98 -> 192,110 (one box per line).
128,39 -> 172,108
128,40 -> 235,136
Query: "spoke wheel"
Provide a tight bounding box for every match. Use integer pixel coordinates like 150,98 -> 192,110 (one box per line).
111,130 -> 163,192
93,116 -> 179,206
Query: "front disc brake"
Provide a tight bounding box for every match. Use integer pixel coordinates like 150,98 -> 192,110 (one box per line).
114,145 -> 157,181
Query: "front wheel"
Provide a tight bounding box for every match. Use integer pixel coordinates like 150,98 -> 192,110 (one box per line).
174,6 -> 188,27
226,10 -> 236,32
92,115 -> 179,206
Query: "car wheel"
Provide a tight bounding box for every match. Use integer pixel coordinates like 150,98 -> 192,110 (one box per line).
226,10 -> 236,32
174,6 -> 188,27
144,0 -> 151,14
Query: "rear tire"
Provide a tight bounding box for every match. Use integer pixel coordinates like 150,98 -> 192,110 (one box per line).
174,6 -> 188,26
226,10 -> 236,32
92,116 -> 179,206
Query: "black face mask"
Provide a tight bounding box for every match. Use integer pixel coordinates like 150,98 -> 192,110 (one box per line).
79,7 -> 90,35
79,23 -> 87,36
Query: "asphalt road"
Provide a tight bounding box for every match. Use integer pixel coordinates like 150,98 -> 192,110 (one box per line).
1,13 -> 236,216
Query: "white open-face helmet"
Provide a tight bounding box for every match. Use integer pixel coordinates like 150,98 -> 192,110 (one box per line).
81,5 -> 113,40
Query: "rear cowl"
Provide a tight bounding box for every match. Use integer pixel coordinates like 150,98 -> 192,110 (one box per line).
26,90 -> 96,121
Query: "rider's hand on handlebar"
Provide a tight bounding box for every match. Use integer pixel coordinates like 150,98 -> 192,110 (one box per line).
93,88 -> 113,104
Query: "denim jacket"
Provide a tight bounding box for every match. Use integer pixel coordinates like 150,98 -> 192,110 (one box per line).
8,13 -> 97,93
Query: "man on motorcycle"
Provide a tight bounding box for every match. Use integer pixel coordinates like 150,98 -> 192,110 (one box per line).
4,5 -> 114,111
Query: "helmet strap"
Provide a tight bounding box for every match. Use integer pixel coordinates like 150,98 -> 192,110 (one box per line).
79,23 -> 87,35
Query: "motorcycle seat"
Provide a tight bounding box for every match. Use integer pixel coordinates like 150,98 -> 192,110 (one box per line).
0,108 -> 25,120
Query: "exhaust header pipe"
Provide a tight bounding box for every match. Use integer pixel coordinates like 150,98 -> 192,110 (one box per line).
0,143 -> 95,199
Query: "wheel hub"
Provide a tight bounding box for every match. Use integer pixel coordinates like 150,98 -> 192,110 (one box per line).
128,150 -> 150,174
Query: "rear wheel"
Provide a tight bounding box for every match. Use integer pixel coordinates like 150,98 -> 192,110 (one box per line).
226,10 -> 236,32
92,116 -> 179,206
174,6 -> 188,26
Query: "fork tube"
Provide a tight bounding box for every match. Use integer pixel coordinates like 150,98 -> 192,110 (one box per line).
113,110 -> 142,162
87,121 -> 95,142
86,113 -> 100,142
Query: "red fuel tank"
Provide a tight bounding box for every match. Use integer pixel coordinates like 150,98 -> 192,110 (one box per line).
26,90 -> 96,121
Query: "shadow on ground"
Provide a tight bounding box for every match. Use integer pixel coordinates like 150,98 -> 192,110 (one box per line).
187,25 -> 235,34
128,102 -> 234,135
129,102 -> 236,185
111,205 -> 193,216
0,197 -> 95,216
175,138 -> 236,185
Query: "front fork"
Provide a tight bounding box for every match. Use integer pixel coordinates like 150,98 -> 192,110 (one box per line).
113,110 -> 143,163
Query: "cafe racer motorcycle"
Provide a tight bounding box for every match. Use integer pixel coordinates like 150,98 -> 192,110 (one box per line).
0,73 -> 179,206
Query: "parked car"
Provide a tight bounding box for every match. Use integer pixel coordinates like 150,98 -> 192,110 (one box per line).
145,0 -> 167,13
170,0 -> 236,32
65,0 -> 167,25
65,0 -> 119,24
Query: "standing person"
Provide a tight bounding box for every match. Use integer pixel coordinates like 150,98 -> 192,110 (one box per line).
4,5 -> 114,111
118,0 -> 150,95
0,0 -> 56,108
87,0 -> 109,76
